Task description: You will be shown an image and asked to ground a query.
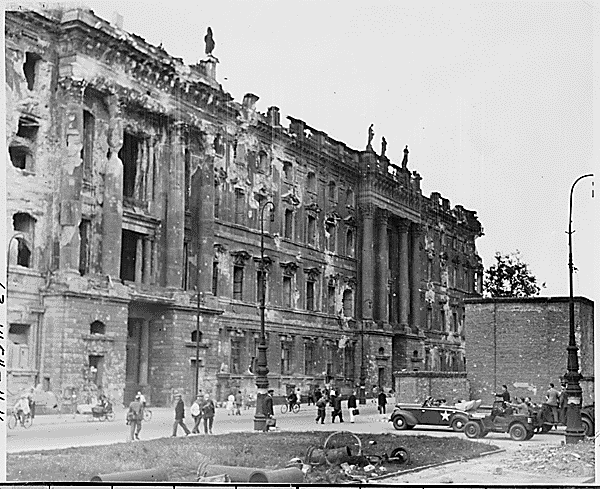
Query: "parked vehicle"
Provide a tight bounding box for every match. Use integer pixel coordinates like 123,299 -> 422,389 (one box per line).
390,397 -> 470,432
464,399 -> 535,441
533,402 -> 595,437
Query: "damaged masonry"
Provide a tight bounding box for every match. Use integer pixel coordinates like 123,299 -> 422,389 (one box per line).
6,7 -> 484,407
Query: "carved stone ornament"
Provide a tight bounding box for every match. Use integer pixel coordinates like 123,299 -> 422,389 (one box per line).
343,214 -> 356,227
304,267 -> 321,281
305,202 -> 321,214
280,261 -> 299,275
253,255 -> 273,271
328,273 -> 341,286
214,243 -> 228,254
343,276 -> 357,289
230,250 -> 251,266
282,190 -> 301,207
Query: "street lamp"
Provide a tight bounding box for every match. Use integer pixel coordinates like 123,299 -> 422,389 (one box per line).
254,200 -> 274,431
564,173 -> 593,444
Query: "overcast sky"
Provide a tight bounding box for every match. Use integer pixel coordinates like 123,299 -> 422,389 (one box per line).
13,1 -> 598,301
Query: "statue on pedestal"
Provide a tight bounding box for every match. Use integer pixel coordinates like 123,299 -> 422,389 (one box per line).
367,124 -> 374,150
381,137 -> 387,158
205,27 -> 215,56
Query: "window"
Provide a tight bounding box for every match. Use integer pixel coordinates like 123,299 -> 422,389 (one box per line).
327,285 -> 336,315
182,242 -> 189,290
17,115 -> 39,140
191,330 -> 203,343
451,266 -> 457,289
82,110 -> 94,181
306,281 -> 315,311
346,229 -> 354,257
120,132 -> 141,200
307,215 -> 316,246
212,262 -> 219,296
256,270 -> 266,302
13,212 -> 35,268
120,230 -> 151,283
304,341 -> 315,375
23,52 -> 41,91
343,344 -> 355,379
452,310 -> 458,332
342,289 -> 353,317
119,132 -> 155,204
233,266 -> 244,300
283,276 -> 292,308
326,222 -> 336,252
281,341 -> 292,374
427,259 -> 433,281
9,324 -> 30,369
88,355 -> 104,387
214,182 -> 221,219
230,339 -> 241,374
346,188 -> 355,207
283,161 -> 293,180
79,219 -> 91,275
284,209 -> 293,239
90,321 -> 106,335
307,172 -> 316,192
426,307 -> 432,329
440,308 -> 446,330
234,189 -> 245,225
184,148 -> 191,209
258,151 -> 269,173
328,181 -> 336,200
9,146 -> 32,170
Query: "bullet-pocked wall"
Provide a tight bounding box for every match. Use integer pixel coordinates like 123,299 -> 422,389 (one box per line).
6,7 -> 485,407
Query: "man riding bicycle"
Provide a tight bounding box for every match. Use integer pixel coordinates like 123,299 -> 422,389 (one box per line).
287,391 -> 298,412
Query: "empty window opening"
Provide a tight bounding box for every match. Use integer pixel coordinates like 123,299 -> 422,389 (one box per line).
378,347 -> 385,356
79,218 -> 91,275
327,285 -> 336,315
283,276 -> 292,308
346,188 -> 355,207
9,146 -> 31,170
214,182 -> 221,219
346,229 -> 354,257
90,321 -> 106,335
212,262 -> 219,296
258,151 -> 269,173
191,330 -> 203,343
184,148 -> 191,209
307,215 -> 316,246
23,52 -> 41,91
328,181 -> 336,200
342,289 -> 354,317
234,189 -> 245,225
119,132 -> 141,200
82,110 -> 95,181
284,209 -> 293,239
283,161 -> 293,180
9,323 -> 30,369
233,266 -> 244,300
307,172 -> 316,192
16,116 -> 39,140
88,355 -> 104,387
13,212 -> 35,268
306,281 -> 315,311
120,230 -> 150,282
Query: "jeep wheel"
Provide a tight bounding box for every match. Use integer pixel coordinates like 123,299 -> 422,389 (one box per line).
392,415 -> 408,430
509,423 -> 527,441
524,431 -> 534,440
480,429 -> 489,438
451,417 -> 467,432
582,418 -> 593,438
464,421 -> 481,439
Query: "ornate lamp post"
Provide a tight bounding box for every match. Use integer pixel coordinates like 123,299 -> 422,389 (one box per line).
564,173 -> 593,444
254,201 -> 274,431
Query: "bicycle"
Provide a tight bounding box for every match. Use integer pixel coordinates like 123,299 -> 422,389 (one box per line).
8,411 -> 33,429
143,408 -> 153,421
280,402 -> 300,414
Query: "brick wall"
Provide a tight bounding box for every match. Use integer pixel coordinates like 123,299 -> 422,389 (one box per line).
394,372 -> 469,404
465,297 -> 594,405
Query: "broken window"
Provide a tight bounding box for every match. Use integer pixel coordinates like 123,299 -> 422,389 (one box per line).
120,229 -> 152,283
81,110 -> 94,182
9,323 -> 30,369
79,218 -> 91,275
23,52 -> 41,91
90,321 -> 106,335
306,215 -> 316,246
328,181 -> 336,200
282,276 -> 292,308
234,189 -> 245,225
345,229 -> 354,257
306,281 -> 315,311
13,212 -> 35,268
230,339 -> 241,374
257,151 -> 269,173
307,172 -> 316,193
342,289 -> 354,317
439,308 -> 446,331
233,266 -> 244,300
280,340 -> 291,374
327,285 -> 336,315
16,115 -> 39,140
284,209 -> 293,239
119,132 -> 154,204
120,132 -> 140,200
283,161 -> 293,180
212,262 -> 219,296
9,145 -> 32,170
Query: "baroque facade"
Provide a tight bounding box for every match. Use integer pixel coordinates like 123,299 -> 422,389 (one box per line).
5,8 -> 484,406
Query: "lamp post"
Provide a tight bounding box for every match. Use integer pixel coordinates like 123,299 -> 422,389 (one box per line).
359,299 -> 371,405
193,286 -> 201,397
564,173 -> 593,444
254,200 -> 274,431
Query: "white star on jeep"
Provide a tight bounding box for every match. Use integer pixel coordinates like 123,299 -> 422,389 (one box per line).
440,410 -> 450,421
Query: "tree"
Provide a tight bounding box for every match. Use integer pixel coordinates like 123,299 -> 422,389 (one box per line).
483,251 -> 545,298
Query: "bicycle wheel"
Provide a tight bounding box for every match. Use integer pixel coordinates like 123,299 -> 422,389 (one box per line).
292,403 -> 300,414
280,404 -> 288,414
106,411 -> 115,422
143,409 -> 152,421
8,414 -> 17,430
23,416 -> 33,429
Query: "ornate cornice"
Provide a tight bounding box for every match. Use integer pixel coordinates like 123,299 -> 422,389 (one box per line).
214,243 -> 228,255
304,267 -> 321,281
230,250 -> 251,266
305,202 -> 321,214
253,255 -> 273,271
280,261 -> 299,276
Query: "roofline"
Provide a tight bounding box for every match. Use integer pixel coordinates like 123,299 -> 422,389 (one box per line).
464,296 -> 594,307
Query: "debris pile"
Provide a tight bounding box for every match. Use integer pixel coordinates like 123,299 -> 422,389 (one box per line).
502,439 -> 594,478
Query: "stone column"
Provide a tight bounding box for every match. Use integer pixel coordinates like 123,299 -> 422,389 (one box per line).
197,130 -> 217,295
102,93 -> 124,278
375,210 -> 389,323
360,204 -> 375,319
58,78 -> 86,274
398,220 -> 410,330
138,321 -> 150,386
410,223 -> 422,333
165,124 -> 186,288
143,238 -> 152,284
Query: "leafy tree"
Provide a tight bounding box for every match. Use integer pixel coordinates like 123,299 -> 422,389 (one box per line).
483,251 -> 545,298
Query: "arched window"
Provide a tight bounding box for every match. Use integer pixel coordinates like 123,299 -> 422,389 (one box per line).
90,321 -> 106,335
328,181 -> 336,200
346,188 -> 355,207
342,289 -> 354,317
378,347 -> 385,356
307,172 -> 316,193
258,151 -> 269,173
12,213 -> 36,268
191,330 -> 203,343
283,161 -> 293,180
345,229 -> 354,257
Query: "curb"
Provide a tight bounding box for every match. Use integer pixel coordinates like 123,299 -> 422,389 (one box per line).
368,447 -> 506,481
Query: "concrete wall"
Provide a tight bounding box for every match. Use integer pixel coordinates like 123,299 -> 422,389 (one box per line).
394,372 -> 470,404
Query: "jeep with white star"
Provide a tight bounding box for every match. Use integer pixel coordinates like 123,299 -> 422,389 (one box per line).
390,397 -> 471,432
463,399 -> 536,441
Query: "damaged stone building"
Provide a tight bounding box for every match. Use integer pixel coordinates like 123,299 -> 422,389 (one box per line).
5,8 -> 484,406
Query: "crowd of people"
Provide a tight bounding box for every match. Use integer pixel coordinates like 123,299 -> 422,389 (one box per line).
495,382 -> 569,426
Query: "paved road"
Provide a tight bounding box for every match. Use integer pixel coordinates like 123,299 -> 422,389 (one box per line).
8,402 -> 591,485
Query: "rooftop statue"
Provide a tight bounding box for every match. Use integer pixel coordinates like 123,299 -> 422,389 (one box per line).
205,27 -> 215,56
381,136 -> 387,158
367,124 -> 374,149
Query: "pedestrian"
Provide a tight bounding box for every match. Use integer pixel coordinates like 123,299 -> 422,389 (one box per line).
235,390 -> 242,415
348,390 -> 358,423
27,388 -> 36,420
263,389 -> 275,432
191,395 -> 202,434
377,389 -> 387,415
546,382 -> 560,428
371,385 -> 378,403
558,383 -> 567,424
127,393 -> 143,441
315,395 -> 327,424
314,387 -> 322,403
331,393 -> 344,423
296,387 -> 302,406
287,390 -> 297,412
171,393 -> 191,437
201,393 -> 216,434
307,388 -> 315,406
226,393 -> 235,416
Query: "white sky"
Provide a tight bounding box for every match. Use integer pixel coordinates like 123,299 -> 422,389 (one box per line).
12,1 -> 599,301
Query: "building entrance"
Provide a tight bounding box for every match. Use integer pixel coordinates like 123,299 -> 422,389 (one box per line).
125,317 -> 150,404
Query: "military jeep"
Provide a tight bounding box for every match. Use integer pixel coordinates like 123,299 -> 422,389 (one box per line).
463,399 -> 535,441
